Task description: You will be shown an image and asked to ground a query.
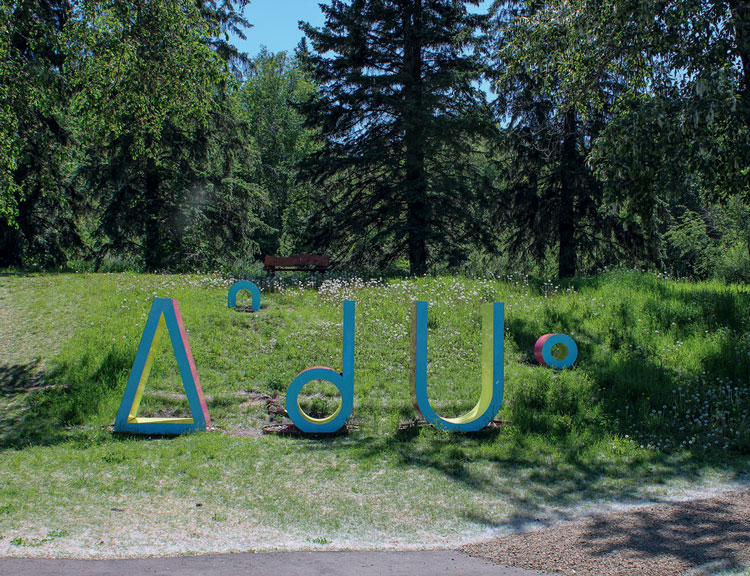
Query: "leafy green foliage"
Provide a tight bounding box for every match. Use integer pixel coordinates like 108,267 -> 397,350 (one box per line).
666,196 -> 750,282
176,50 -> 320,269
67,0 -> 223,162
1,0 -> 747,284
497,0 -> 750,220
66,0 -> 264,270
0,1 -> 79,267
0,4 -> 21,225
238,50 -> 318,256
489,1 -> 657,278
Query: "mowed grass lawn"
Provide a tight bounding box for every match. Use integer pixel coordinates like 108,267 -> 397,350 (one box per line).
0,270 -> 748,556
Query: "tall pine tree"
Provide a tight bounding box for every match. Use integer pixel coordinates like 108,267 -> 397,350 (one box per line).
299,0 -> 495,274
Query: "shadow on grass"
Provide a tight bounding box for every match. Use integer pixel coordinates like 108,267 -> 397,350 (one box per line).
282,276 -> 750,530
0,361 -> 67,449
0,360 -> 43,395
506,279 -> 750,452
292,424 -> 749,535
0,347 -> 132,450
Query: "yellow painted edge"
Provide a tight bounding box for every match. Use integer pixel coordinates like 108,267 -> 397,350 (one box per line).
444,303 -> 495,425
297,396 -> 343,425
128,417 -> 195,424
128,315 -> 166,420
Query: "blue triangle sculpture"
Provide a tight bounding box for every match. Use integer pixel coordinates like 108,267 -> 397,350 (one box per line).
114,298 -> 210,434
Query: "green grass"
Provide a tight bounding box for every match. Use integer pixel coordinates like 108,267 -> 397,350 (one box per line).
0,269 -> 748,556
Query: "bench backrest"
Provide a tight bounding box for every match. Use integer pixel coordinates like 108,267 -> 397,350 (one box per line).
264,254 -> 329,268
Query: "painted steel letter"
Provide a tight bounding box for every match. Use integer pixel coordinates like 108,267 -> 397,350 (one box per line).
114,298 -> 210,434
227,281 -> 261,311
285,301 -> 355,433
534,333 -> 578,369
410,301 -> 504,432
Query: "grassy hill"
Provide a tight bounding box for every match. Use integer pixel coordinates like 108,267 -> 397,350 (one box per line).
0,270 -> 748,555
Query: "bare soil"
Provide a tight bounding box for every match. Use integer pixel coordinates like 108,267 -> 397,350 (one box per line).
460,488 -> 750,575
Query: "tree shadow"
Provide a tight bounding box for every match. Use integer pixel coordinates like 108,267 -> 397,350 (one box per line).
0,360 -> 43,395
289,425 -> 749,535
505,279 -> 750,449
0,347 -> 133,450
0,360 -> 67,449
286,273 -> 750,526
579,494 -> 750,572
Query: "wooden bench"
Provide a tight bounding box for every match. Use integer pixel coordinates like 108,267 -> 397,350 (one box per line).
263,254 -> 329,274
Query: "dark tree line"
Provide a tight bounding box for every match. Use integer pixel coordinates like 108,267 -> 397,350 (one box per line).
1,0 -> 748,280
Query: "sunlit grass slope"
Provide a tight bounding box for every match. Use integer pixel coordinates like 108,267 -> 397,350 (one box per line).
0,270 -> 748,554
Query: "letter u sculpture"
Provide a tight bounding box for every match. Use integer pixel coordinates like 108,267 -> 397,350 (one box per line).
410,301 -> 504,432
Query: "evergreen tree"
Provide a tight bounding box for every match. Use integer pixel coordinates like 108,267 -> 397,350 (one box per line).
299,0 -> 496,274
564,0 -> 749,206
198,0 -> 252,72
239,50 -> 318,257
492,0 -> 750,277
0,1 -> 77,267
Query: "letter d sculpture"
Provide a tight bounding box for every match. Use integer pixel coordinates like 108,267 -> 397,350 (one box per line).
285,301 -> 355,433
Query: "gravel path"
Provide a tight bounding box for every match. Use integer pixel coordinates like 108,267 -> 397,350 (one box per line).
460,488 -> 750,576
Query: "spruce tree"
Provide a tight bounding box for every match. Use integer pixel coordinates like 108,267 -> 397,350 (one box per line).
299,0 -> 495,274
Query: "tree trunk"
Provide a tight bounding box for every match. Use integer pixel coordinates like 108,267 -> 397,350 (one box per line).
558,108 -> 578,279
143,157 -> 162,270
403,0 -> 428,276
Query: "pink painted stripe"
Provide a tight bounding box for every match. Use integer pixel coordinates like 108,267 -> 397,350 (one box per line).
171,299 -> 211,425
534,333 -> 554,365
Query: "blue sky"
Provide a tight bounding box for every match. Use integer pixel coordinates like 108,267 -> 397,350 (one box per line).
233,1 -> 325,57
233,1 -> 491,58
